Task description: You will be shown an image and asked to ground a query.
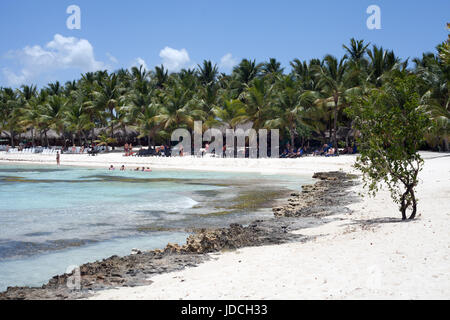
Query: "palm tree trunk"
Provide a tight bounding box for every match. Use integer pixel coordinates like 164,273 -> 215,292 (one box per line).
122,125 -> 127,145
9,128 -> 15,147
333,99 -> 338,152
83,131 -> 88,146
91,127 -> 95,145
110,109 -> 115,139
44,130 -> 49,147
31,128 -> 35,147
328,116 -> 332,143
62,131 -> 67,149
290,125 -> 295,148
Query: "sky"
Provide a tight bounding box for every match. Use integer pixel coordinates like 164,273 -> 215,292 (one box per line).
0,0 -> 449,88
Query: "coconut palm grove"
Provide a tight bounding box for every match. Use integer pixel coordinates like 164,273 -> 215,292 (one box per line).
1,33 -> 449,153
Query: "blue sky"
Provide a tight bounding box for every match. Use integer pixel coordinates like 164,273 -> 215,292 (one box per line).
0,0 -> 449,88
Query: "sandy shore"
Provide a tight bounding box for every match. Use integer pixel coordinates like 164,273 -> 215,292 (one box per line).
1,151 -> 449,299
0,151 -> 358,175
87,152 -> 449,300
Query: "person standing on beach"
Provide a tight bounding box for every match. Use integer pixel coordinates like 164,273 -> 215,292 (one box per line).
56,151 -> 60,166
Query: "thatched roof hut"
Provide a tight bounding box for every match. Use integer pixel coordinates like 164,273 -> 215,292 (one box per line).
86,126 -> 139,139
0,131 -> 9,139
19,129 -> 61,139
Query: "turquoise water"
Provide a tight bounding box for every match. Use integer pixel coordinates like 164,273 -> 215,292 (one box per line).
0,164 -> 311,291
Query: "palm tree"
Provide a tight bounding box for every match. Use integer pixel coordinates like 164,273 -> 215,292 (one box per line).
20,85 -> 37,101
343,38 -> 370,63
64,102 -> 91,146
438,23 -> 450,65
72,80 -> 98,146
154,81 -> 194,133
191,82 -> 222,127
367,45 -> 401,87
420,92 -> 449,150
46,81 -> 63,96
41,95 -> 67,147
343,38 -> 370,87
94,133 -> 117,152
212,99 -> 247,130
0,88 -> 22,147
178,69 -> 198,92
234,78 -> 274,130
314,55 -> 358,150
415,52 -> 449,150
1,36 -> 447,155
232,59 -> 263,95
197,60 -> 219,86
93,73 -> 124,141
130,66 -> 148,88
124,70 -> 157,146
154,65 -> 169,89
18,85 -> 39,146
290,59 -> 321,90
265,76 -> 317,147
134,103 -> 160,147
263,58 -> 284,76
64,81 -> 78,95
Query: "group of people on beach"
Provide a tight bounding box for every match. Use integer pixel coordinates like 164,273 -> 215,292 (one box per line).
280,143 -> 357,158
123,143 -> 135,156
313,144 -> 337,157
109,165 -> 152,172
52,141 -> 357,167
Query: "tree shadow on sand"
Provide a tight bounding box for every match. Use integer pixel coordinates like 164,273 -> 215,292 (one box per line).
349,217 -> 416,227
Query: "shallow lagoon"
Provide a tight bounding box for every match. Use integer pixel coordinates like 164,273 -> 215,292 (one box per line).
0,164 -> 311,291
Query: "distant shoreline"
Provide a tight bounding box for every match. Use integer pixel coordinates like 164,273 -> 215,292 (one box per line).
0,152 -> 360,176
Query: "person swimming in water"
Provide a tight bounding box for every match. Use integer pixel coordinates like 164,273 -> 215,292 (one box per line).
120,165 -> 125,171
109,165 -> 115,171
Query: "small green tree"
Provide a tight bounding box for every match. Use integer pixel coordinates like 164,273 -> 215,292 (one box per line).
349,74 -> 431,220
94,133 -> 117,152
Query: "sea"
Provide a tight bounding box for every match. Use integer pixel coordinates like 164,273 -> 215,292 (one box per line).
0,164 -> 312,291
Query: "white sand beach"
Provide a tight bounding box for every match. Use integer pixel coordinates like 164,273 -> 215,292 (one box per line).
1,151 -> 449,299
0,151 -> 357,175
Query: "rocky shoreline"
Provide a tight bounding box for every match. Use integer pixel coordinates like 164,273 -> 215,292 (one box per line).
0,171 -> 358,300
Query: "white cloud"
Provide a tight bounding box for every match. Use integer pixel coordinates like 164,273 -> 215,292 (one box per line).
106,53 -> 118,65
2,69 -> 31,87
159,47 -> 190,72
220,53 -> 238,71
131,57 -> 148,71
2,34 -> 104,86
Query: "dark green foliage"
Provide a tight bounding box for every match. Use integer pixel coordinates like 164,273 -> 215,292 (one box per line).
349,75 -> 431,220
0,33 -> 448,152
